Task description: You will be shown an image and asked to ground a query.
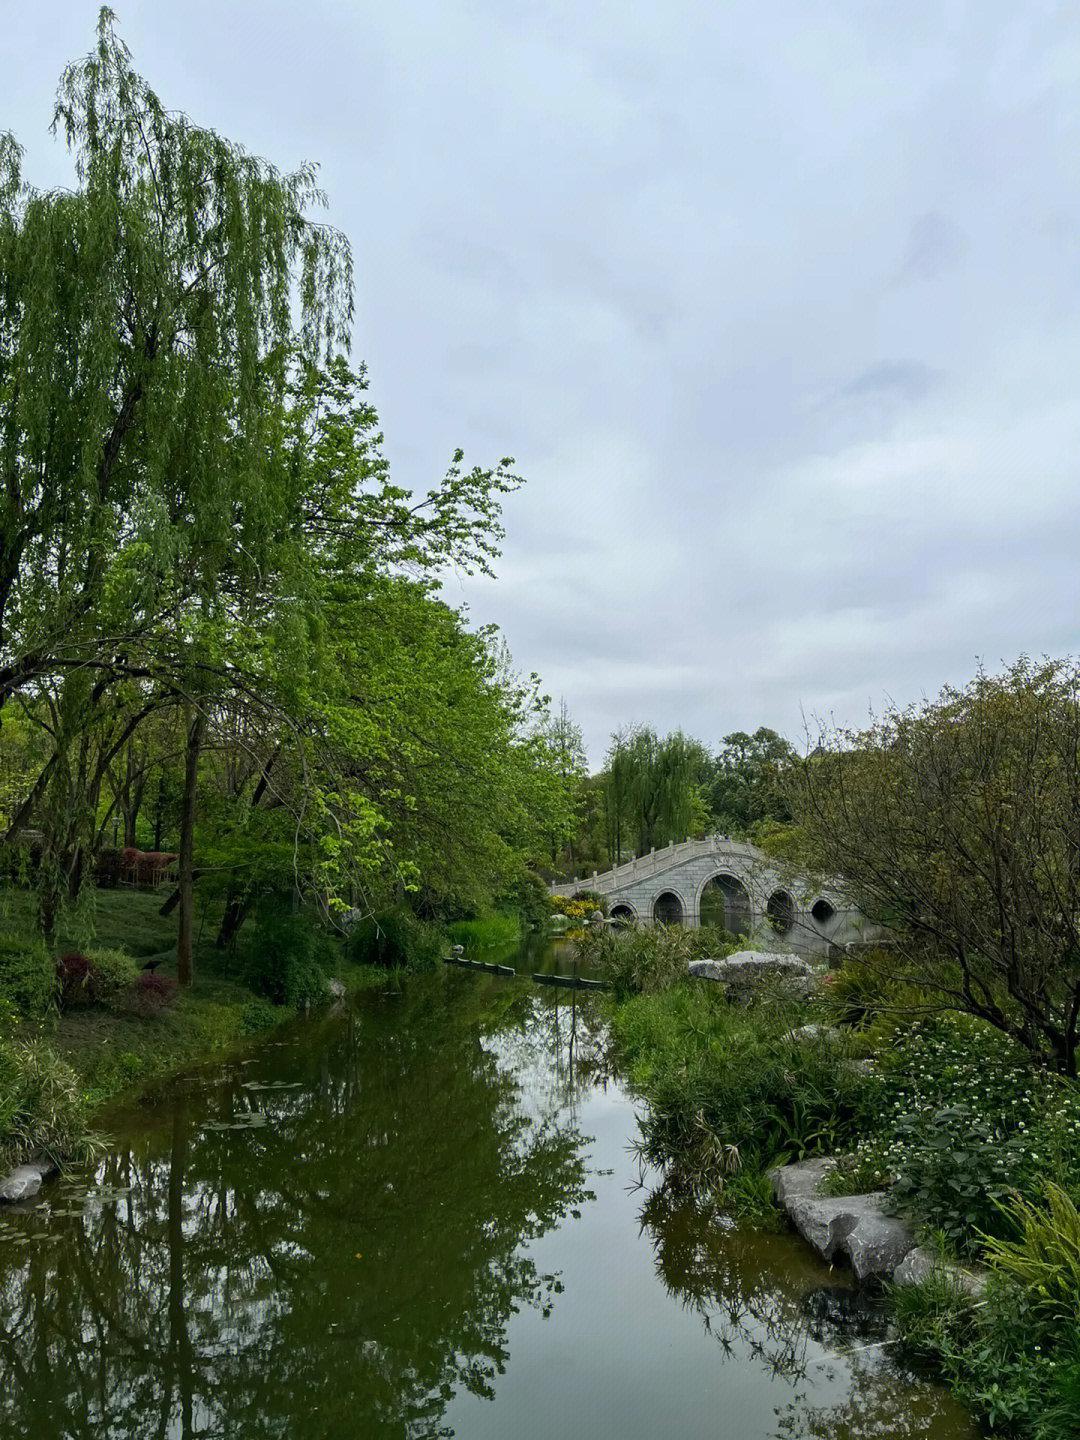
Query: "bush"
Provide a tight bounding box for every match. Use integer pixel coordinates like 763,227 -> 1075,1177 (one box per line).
611,983 -> 877,1189
242,903 -> 335,1006
56,950 -> 93,1009
126,971 -> 178,1017
0,1035 -> 101,1169
576,923 -> 743,996
867,1016 -> 1080,1252
891,1265 -> 1080,1438
345,907 -> 442,972
0,935 -> 55,1015
85,947 -> 140,1009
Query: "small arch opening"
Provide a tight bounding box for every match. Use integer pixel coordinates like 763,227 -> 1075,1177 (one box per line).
700,873 -> 751,936
610,904 -> 635,926
766,889 -> 796,935
652,891 -> 684,926
811,898 -> 836,925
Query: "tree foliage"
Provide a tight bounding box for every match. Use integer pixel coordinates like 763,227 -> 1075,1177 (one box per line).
793,658 -> 1080,1074
0,12 -> 577,981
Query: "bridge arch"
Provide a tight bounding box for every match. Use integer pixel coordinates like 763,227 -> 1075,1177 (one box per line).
609,901 -> 638,924
697,871 -> 752,936
652,890 -> 685,926
766,888 -> 796,937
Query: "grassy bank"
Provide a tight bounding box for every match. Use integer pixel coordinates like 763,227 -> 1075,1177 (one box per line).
0,886 -> 392,1172
590,927 -> 1080,1439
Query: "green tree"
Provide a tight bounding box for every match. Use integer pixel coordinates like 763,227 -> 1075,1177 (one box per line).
709,727 -> 797,835
601,726 -> 711,859
793,658 -> 1080,1074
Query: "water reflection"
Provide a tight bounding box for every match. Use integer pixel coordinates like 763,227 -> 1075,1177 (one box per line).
637,1159 -> 975,1438
0,970 -> 976,1440
0,979 -> 590,1439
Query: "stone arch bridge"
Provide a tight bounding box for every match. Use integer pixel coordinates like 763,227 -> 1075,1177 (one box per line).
550,835 -> 875,956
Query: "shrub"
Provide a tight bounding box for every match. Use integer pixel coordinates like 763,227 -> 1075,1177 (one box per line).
242,903 -> 336,1006
126,971 -> 178,1017
345,907 -> 442,972
869,1016 -> 1080,1252
85,947 -> 140,1008
0,1035 -> 101,1169
611,984 -> 877,1187
56,950 -> 94,1008
0,935 -> 55,1015
576,923 -> 743,997
891,1265 -> 1078,1437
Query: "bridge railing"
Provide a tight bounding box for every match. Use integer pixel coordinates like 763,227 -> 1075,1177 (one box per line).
550,834 -> 761,896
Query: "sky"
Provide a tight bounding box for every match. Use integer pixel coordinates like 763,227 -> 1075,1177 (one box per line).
5,2 -> 1080,762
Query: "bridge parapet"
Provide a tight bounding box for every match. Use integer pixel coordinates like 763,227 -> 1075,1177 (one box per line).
548,833 -> 877,956
550,835 -> 757,899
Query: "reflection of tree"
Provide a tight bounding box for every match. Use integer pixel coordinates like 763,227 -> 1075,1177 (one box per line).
639,1180 -> 843,1381
639,1182 -> 975,1440
772,1345 -> 974,1440
0,975 -> 591,1439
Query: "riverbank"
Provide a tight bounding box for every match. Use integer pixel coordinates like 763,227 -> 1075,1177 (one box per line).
0,963 -> 977,1439
0,888 -> 398,1176
587,927 -> 1080,1440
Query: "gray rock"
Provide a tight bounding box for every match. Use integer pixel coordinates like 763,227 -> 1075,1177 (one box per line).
769,1157 -> 835,1206
787,1193 -> 916,1282
0,1159 -> 55,1204
327,978 -> 347,1001
892,1246 -> 987,1297
690,951 -> 813,1001
788,1023 -> 840,1044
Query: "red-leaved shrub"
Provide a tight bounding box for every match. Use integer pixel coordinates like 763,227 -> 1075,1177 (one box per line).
127,971 -> 178,1017
56,951 -> 92,1008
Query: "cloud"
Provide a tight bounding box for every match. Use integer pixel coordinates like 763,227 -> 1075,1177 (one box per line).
895,212 -> 967,284
7,0 -> 1080,763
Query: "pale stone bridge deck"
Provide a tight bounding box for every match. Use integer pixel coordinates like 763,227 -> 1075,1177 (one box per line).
550,834 -> 874,956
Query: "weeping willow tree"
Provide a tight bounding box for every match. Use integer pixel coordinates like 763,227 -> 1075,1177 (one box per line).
0,6 -> 352,706
602,726 -> 710,859
0,8 -> 352,964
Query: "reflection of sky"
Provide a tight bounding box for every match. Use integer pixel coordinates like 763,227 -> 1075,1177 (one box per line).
453,987 -> 977,1440
9,3 -> 1079,760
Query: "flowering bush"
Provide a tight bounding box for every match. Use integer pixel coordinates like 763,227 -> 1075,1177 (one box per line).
864,1015 -> 1080,1252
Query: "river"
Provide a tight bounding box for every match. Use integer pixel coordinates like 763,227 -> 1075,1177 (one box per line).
0,953 -> 977,1439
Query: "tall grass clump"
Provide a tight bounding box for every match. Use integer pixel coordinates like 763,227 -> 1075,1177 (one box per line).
445,914 -> 521,954
0,935 -> 56,1016
611,983 -> 876,1195
0,1035 -> 101,1170
982,1184 -> 1080,1326
346,907 -> 443,972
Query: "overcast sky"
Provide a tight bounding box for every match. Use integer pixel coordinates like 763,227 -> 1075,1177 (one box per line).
6,3 -> 1080,761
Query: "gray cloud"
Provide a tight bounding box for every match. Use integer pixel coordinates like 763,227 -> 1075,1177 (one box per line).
6,0 -> 1080,761
896,212 -> 967,283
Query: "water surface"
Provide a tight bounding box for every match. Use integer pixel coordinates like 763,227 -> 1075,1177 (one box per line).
0,964 -> 977,1439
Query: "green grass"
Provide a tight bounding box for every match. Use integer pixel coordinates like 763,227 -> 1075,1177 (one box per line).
0,884 -> 388,1130
445,913 -> 522,954
0,883 -> 215,961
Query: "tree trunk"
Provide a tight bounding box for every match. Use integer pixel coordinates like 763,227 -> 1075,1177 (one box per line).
215,891 -> 254,951
176,709 -> 204,988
